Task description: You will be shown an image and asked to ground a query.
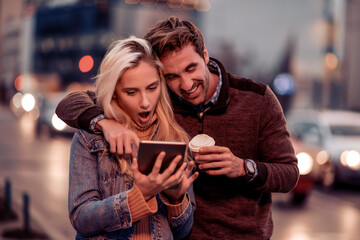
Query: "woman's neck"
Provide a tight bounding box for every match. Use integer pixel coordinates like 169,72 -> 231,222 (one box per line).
130,114 -> 158,141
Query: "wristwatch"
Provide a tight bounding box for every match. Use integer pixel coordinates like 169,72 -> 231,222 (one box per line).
244,159 -> 258,182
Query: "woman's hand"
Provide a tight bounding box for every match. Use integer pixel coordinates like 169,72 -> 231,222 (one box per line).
131,152 -> 189,201
162,161 -> 199,204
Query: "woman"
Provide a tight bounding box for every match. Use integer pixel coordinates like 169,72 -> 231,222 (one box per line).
68,36 -> 198,240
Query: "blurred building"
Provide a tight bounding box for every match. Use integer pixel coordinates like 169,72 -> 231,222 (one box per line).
343,0 -> 360,111
33,0 -> 201,88
312,0 -> 360,112
0,0 -> 360,112
34,1 -> 112,86
0,0 -> 28,103
0,0 -> 202,101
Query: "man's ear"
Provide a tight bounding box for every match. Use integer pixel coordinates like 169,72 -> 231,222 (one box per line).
203,46 -> 210,64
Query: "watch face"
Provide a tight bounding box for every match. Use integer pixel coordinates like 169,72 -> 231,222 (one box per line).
246,161 -> 255,174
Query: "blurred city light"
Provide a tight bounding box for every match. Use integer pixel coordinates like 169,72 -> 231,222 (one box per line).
272,73 -> 295,95
51,113 -> 67,131
194,0 -> 211,11
340,150 -> 360,170
78,55 -> 94,73
324,52 -> 338,71
316,150 -> 330,165
14,75 -> 24,91
296,152 -> 314,175
12,92 -> 23,109
21,93 -> 36,112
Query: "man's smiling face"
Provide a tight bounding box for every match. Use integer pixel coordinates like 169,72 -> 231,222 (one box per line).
160,44 -> 210,106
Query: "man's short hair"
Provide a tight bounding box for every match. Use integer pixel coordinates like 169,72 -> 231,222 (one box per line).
144,16 -> 205,60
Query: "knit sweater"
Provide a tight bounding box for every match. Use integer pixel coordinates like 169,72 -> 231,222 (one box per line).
171,58 -> 299,239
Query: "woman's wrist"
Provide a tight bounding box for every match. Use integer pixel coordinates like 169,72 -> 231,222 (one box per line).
161,192 -> 185,205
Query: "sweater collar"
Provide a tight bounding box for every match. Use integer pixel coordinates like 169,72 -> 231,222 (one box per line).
129,113 -> 159,140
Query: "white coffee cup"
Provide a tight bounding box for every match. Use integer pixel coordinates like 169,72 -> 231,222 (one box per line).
189,134 -> 215,158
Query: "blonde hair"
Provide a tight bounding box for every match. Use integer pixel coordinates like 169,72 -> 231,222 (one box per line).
95,36 -> 189,174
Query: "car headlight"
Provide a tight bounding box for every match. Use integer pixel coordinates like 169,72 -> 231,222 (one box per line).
340,150 -> 360,170
21,93 -> 36,112
296,152 -> 314,175
316,150 -> 330,165
51,113 -> 67,131
12,92 -> 23,109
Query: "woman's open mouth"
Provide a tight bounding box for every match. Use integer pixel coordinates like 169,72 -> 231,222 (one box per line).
138,111 -> 151,124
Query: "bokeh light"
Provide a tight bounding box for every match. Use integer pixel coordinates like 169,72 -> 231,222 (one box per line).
325,52 -> 338,71
21,93 -> 36,112
78,55 -> 94,73
14,75 -> 24,91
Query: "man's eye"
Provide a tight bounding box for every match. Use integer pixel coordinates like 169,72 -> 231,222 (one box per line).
187,67 -> 196,73
126,91 -> 136,96
166,75 -> 178,81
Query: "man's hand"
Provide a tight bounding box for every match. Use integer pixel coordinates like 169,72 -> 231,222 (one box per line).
96,118 -> 140,155
195,146 -> 246,178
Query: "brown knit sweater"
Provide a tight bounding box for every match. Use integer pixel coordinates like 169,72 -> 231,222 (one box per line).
170,59 -> 299,239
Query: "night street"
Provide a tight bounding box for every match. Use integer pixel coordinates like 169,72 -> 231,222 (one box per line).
0,107 -> 75,239
1,106 -> 360,240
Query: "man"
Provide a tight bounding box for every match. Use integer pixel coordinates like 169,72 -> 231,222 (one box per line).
56,17 -> 299,239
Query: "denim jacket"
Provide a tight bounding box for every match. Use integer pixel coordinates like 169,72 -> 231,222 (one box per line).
69,130 -> 196,240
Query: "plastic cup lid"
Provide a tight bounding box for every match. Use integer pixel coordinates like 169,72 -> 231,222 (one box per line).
189,134 -> 215,152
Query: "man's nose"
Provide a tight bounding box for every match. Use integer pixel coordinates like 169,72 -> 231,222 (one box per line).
180,74 -> 193,91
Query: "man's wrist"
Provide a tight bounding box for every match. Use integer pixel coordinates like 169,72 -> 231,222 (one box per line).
90,114 -> 106,133
243,159 -> 258,182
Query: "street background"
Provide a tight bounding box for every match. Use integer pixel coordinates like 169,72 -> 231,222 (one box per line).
1,0 -> 360,239
1,106 -> 360,239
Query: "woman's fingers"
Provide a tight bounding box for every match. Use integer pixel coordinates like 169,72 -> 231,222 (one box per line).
150,151 -> 166,175
185,161 -> 195,174
131,157 -> 140,174
144,153 -> 197,193
161,155 -> 183,178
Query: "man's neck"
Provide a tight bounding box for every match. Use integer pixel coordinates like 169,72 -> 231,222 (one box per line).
205,71 -> 219,102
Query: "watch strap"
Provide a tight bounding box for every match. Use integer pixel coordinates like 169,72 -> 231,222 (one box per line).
244,159 -> 258,182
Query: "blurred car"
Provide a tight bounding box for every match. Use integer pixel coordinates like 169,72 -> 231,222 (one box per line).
286,109 -> 360,188
289,134 -> 333,205
36,92 -> 75,138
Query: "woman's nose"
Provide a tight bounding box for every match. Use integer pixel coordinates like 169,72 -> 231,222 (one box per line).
140,94 -> 150,109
